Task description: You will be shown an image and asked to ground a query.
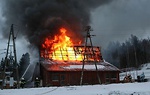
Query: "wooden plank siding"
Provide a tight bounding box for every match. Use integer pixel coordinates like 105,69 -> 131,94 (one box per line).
40,67 -> 120,86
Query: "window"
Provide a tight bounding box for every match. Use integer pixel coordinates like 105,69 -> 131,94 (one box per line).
111,74 -> 117,79
60,75 -> 65,81
105,73 -> 110,83
52,74 -> 59,81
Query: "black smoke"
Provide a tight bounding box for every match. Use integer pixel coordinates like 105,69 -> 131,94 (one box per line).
1,0 -> 111,47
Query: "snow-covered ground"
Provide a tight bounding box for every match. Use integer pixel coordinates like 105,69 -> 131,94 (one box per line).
1,63 -> 150,95
120,63 -> 150,81
0,82 -> 150,95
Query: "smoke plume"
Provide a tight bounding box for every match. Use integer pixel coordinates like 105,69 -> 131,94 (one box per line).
1,0 -> 111,47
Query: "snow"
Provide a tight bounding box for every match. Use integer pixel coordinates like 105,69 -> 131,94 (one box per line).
64,65 -> 105,70
42,60 -> 119,71
1,63 -> 150,95
120,63 -> 150,81
0,82 -> 150,95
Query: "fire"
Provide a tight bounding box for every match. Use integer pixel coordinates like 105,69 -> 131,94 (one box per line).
42,28 -> 83,61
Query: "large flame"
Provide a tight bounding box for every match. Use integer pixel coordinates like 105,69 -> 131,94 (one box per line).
42,28 -> 83,61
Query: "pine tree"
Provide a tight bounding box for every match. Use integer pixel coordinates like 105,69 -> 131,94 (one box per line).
19,53 -> 30,78
103,34 -> 150,69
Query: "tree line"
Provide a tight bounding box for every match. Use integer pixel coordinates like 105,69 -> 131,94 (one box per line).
103,35 -> 150,69
0,52 -> 30,79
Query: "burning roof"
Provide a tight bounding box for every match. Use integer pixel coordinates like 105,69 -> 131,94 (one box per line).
40,27 -> 102,62
39,26 -> 119,72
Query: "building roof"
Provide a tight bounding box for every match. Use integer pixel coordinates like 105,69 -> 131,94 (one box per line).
40,60 -> 120,71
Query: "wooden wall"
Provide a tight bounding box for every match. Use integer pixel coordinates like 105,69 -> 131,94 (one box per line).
40,66 -> 120,86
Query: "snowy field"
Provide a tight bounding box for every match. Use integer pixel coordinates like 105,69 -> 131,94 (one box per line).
0,82 -> 150,95
1,63 -> 150,95
120,63 -> 150,81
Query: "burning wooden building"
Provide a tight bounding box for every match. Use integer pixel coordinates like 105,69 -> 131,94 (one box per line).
39,27 -> 120,86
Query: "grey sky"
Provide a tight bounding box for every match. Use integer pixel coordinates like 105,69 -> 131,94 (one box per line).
91,0 -> 150,48
0,4 -> 31,61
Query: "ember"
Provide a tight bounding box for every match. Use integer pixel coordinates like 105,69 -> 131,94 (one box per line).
40,27 -> 101,62
41,27 -> 83,61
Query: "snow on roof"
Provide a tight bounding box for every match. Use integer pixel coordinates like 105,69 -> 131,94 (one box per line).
41,59 -> 120,71
64,65 -> 105,70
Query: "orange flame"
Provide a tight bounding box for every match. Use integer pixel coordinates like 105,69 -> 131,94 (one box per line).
42,28 -> 83,61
